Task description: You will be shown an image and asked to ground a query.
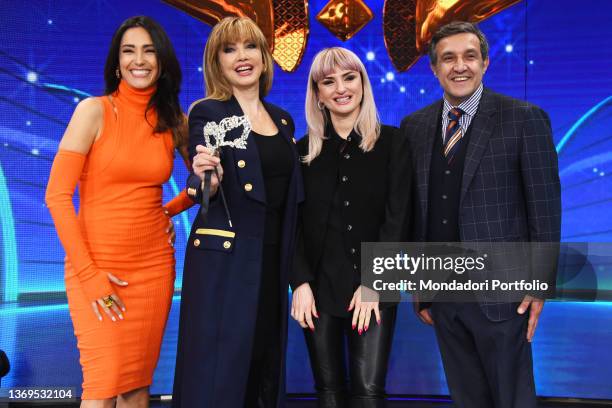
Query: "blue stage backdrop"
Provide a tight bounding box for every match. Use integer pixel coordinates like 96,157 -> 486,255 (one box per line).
1,0 -> 612,400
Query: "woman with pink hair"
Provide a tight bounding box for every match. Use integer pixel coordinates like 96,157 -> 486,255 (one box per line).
290,47 -> 412,407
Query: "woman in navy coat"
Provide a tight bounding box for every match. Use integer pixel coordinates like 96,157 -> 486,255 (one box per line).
172,17 -> 303,407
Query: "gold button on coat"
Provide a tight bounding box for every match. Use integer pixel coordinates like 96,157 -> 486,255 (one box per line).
237,160 -> 246,168
244,183 -> 253,192
223,241 -> 232,249
281,118 -> 288,125
193,239 -> 200,247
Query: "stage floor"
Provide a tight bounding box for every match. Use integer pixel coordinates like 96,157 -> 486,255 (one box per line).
3,398 -> 610,408
1,299 -> 612,399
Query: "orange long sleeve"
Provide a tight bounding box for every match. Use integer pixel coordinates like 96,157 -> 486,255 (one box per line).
163,189 -> 194,217
45,149 -> 114,301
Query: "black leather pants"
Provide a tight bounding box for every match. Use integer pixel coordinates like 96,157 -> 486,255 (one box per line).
304,306 -> 397,408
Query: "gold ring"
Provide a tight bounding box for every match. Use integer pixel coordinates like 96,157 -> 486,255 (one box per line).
102,295 -> 114,308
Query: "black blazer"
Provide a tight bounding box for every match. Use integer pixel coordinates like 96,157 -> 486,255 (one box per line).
291,124 -> 412,293
174,97 -> 303,408
402,88 -> 561,321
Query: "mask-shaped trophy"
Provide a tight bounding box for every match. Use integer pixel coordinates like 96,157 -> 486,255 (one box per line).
199,115 -> 251,228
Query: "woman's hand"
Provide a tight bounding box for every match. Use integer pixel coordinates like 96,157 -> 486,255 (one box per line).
163,208 -> 175,247
348,285 -> 380,335
291,282 -> 318,331
193,145 -> 223,195
91,273 -> 128,322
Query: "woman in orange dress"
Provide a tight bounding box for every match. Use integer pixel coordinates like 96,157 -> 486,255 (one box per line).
45,16 -> 192,407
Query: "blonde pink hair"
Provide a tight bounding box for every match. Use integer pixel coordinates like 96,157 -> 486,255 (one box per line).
304,47 -> 380,164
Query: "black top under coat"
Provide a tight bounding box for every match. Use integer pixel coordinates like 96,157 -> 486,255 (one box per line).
292,123 -> 412,316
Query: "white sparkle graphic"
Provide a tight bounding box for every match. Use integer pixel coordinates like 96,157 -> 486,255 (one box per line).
366,51 -> 375,61
27,71 -> 38,83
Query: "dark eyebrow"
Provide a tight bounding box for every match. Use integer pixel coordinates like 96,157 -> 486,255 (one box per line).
120,43 -> 154,48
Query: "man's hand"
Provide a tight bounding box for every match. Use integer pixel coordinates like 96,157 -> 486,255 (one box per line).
412,297 -> 434,326
517,295 -> 545,342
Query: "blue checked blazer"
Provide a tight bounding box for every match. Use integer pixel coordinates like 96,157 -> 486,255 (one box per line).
401,88 -> 561,321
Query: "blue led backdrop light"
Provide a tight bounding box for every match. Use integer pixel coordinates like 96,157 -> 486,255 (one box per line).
1,0 -> 611,400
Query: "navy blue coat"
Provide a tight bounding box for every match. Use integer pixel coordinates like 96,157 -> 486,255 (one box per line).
172,97 -> 303,407
402,88 -> 561,321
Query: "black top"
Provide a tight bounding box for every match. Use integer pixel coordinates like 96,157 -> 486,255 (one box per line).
253,130 -> 293,245
314,130 -> 359,316
292,124 -> 412,317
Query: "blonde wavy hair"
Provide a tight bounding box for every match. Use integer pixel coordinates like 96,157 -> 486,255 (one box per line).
303,47 -> 380,164
203,17 -> 274,101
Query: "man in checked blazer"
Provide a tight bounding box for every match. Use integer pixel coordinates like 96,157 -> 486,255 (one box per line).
401,22 -> 561,408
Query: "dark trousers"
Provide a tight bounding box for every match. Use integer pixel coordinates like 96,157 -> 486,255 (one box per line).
431,302 -> 537,408
304,307 -> 397,408
244,244 -> 282,408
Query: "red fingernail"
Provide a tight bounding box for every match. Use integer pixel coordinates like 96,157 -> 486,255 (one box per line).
377,319 -> 381,325
310,327 -> 315,332
358,329 -> 363,335
352,324 -> 356,330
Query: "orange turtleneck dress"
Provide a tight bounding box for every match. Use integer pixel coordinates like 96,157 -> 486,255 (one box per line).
45,81 -> 193,399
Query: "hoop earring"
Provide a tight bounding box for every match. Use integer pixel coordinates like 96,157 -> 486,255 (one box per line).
115,68 -> 121,79
317,100 -> 325,110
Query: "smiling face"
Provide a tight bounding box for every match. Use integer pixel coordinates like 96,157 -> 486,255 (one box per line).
431,32 -> 489,106
118,27 -> 160,89
217,39 -> 264,93
316,67 -> 363,120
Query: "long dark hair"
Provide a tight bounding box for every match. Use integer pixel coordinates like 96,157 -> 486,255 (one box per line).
104,16 -> 185,148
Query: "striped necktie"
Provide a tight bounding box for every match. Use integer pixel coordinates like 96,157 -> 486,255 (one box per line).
443,107 -> 464,164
